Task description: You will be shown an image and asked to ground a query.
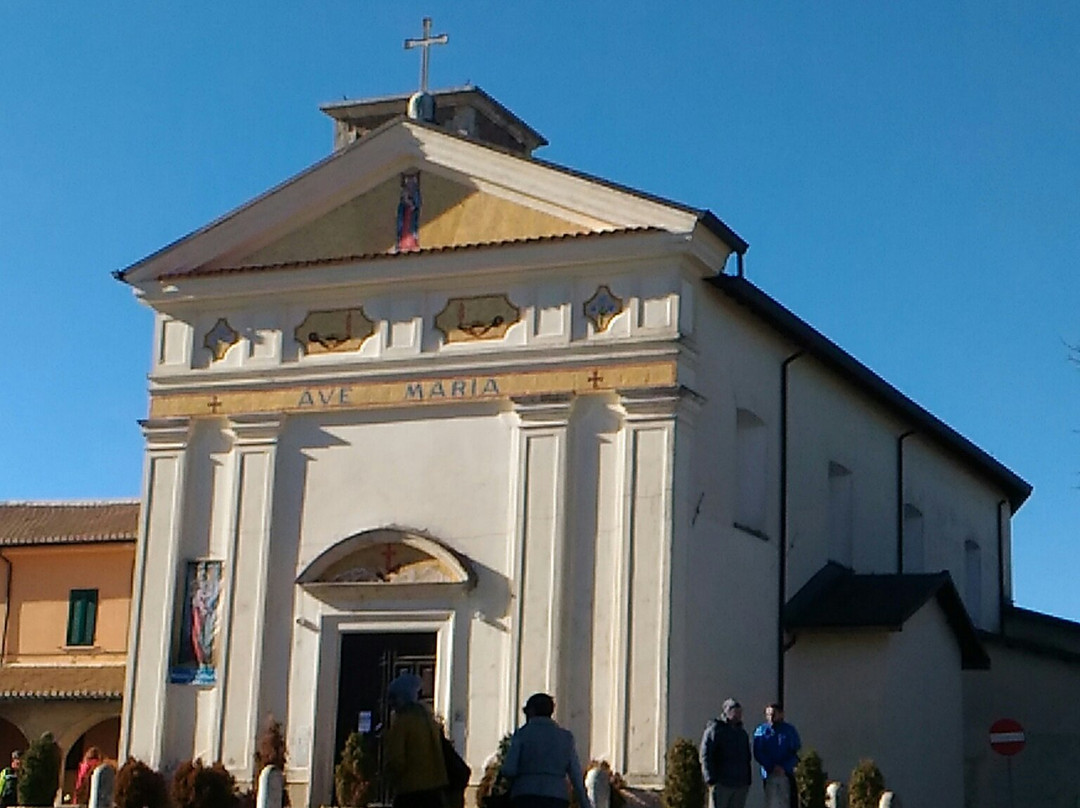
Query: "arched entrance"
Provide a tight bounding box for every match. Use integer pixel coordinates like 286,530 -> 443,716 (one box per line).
63,717 -> 120,800
0,717 -> 27,770
297,527 -> 475,806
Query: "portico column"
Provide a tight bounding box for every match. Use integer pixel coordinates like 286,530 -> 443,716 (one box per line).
508,393 -> 574,726
217,413 -> 283,780
610,387 -> 689,780
122,417 -> 193,766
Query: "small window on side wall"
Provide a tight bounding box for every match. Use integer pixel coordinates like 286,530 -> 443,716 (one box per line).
735,408 -> 767,537
67,589 -> 98,647
903,504 -> 925,573
827,461 -> 854,566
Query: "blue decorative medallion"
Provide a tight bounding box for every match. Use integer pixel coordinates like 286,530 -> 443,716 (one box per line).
584,285 -> 624,332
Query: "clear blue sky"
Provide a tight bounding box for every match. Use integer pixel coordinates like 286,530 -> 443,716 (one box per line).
1,3 -> 1077,618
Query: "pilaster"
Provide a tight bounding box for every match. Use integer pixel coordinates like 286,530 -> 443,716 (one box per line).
507,393 -> 574,727
610,386 -> 696,780
218,413 -> 284,778
122,417 -> 193,766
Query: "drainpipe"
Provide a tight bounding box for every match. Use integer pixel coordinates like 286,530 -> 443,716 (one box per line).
736,252 -> 745,278
778,349 -> 805,702
997,499 -> 1008,632
896,430 -> 915,573
0,552 -> 11,666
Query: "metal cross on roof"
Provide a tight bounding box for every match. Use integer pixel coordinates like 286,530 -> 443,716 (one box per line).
404,17 -> 448,94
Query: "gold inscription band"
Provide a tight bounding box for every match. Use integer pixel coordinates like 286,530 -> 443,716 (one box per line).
149,360 -> 678,419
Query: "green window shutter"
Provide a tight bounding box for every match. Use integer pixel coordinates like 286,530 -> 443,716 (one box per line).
66,589 -> 98,646
84,590 -> 98,645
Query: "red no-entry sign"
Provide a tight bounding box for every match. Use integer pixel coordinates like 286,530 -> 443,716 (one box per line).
989,718 -> 1026,756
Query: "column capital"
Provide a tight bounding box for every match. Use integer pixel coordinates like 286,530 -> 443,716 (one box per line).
139,417 -> 192,450
618,385 -> 703,423
511,393 -> 574,428
226,413 -> 284,446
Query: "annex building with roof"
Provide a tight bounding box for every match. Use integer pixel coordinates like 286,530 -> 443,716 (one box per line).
112,85 -> 1079,808
0,500 -> 138,796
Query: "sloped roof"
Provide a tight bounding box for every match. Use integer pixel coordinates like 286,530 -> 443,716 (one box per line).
159,227 -> 664,280
708,275 -> 1031,511
115,113 -> 746,284
785,561 -> 990,669
0,665 -> 125,700
0,501 -> 139,547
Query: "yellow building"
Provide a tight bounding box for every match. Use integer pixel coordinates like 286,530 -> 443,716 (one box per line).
0,501 -> 137,795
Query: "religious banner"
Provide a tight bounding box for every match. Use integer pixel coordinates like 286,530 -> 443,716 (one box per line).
170,559 -> 223,685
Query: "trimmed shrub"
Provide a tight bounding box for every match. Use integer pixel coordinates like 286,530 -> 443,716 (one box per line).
334,732 -> 376,808
847,759 -> 885,808
661,738 -> 705,808
794,749 -> 827,808
475,734 -> 512,808
18,732 -> 61,807
171,759 -> 238,808
115,758 -> 169,808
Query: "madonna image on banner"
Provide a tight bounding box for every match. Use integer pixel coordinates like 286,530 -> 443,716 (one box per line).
170,560 -> 223,685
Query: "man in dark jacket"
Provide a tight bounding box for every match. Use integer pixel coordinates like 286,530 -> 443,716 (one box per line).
700,698 -> 752,808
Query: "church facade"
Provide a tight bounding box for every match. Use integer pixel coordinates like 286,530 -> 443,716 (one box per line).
117,87 -> 1053,808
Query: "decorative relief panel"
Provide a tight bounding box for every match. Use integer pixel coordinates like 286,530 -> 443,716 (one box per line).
435,294 -> 520,343
203,318 -> 239,362
584,285 -> 624,332
294,308 -> 376,354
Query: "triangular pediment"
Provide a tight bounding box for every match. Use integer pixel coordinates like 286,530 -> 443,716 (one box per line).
237,170 -> 589,267
118,119 -> 744,286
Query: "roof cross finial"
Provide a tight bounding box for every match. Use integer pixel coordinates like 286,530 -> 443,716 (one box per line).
404,17 -> 448,94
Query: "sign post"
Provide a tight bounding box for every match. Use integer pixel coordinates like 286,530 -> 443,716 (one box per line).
989,718 -> 1025,808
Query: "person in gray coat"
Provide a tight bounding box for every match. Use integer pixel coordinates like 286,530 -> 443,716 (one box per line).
701,698 -> 752,808
500,693 -> 592,808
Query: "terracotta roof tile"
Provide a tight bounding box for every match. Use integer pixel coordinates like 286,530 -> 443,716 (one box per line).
0,501 -> 139,546
160,227 -> 664,280
0,665 -> 125,700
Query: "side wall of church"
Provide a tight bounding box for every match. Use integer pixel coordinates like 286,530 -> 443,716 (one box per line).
666,284 -> 786,743
785,358 -> 905,588
902,440 -> 1009,632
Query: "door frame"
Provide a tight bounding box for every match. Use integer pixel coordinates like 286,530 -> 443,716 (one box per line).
311,609 -> 456,806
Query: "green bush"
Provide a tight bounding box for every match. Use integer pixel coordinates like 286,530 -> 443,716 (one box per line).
475,734 -> 512,808
18,732 -> 61,807
171,759 -> 239,808
848,759 -> 885,808
335,732 -> 376,808
794,749 -> 827,808
661,738 -> 705,808
115,758 -> 169,808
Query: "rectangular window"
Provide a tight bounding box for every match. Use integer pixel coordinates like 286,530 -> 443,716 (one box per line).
735,408 -> 768,536
827,461 -> 854,566
66,589 -> 98,646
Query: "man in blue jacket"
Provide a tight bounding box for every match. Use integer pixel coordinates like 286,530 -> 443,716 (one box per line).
752,704 -> 801,808
700,698 -> 752,808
